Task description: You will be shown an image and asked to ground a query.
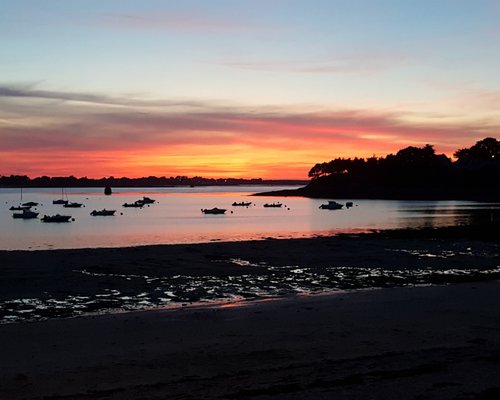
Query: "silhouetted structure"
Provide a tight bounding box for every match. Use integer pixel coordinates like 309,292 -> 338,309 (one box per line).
0,175 -> 307,188
257,138 -> 500,201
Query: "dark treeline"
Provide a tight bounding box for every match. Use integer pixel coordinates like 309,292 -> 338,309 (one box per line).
0,175 -> 307,188
259,137 -> 500,200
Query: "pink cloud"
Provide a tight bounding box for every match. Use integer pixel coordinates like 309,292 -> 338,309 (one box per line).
1,85 -> 498,178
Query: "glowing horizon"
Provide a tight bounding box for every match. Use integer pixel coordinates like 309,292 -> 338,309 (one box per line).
1,1 -> 499,179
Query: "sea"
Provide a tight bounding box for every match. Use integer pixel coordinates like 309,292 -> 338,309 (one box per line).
1,185 -> 498,251
2,185 -> 500,323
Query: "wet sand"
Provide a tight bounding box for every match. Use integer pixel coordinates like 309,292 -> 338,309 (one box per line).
2,282 -> 500,399
1,228 -> 500,399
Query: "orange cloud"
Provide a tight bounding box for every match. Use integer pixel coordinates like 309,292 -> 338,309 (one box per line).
1,85 -> 498,179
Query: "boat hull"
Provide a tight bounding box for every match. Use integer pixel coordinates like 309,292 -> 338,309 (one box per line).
90,209 -> 116,216
201,208 -> 227,215
41,215 -> 72,223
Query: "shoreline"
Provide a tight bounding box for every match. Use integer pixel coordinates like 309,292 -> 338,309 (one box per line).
1,225 -> 499,324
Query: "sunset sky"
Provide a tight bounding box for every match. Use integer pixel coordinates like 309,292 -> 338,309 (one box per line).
1,0 -> 499,179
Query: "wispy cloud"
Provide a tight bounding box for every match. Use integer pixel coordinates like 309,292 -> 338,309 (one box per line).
0,83 -> 210,109
1,84 -> 497,178
99,11 -> 260,34
423,79 -> 500,112
219,53 -> 408,74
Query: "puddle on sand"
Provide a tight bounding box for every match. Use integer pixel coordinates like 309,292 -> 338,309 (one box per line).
2,260 -> 500,324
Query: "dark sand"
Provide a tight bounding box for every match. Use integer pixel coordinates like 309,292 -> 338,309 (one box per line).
1,230 -> 499,303
2,283 -> 500,399
1,229 -> 500,399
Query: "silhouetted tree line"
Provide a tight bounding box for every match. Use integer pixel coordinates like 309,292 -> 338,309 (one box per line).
261,137 -> 499,200
0,174 -> 307,188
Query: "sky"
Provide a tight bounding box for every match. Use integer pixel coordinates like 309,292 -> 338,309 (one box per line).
1,0 -> 499,179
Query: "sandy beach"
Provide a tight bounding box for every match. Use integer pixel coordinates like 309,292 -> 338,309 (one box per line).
1,228 -> 500,399
2,282 -> 500,399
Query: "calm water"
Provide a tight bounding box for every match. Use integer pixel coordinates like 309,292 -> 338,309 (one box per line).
1,186 -> 498,250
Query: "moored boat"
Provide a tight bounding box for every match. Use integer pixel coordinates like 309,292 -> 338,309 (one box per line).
63,202 -> 83,208
22,201 -> 39,207
12,209 -> 39,219
201,207 -> 227,214
319,200 -> 344,210
9,205 -> 31,211
41,214 -> 72,223
263,202 -> 282,208
52,199 -> 69,205
141,196 -> 155,204
53,188 -> 69,205
90,209 -> 116,216
122,201 -> 144,208
232,201 -> 252,207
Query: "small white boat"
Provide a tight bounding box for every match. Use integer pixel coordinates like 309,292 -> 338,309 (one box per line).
201,207 -> 227,214
319,200 -> 343,210
90,209 -> 116,216
12,209 -> 39,219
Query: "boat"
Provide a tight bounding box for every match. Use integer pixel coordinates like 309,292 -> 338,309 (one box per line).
22,201 -> 39,207
201,207 -> 227,214
52,199 -> 69,205
63,202 -> 83,208
319,200 -> 344,210
263,202 -> 282,208
104,186 -> 112,195
140,196 -> 155,204
11,188 -> 39,208
9,205 -> 31,211
41,214 -> 72,223
12,209 -> 39,219
53,188 -> 69,205
90,209 -> 116,216
232,201 -> 252,207
122,201 -> 144,208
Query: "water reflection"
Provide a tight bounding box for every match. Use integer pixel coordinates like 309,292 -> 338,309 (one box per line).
1,187 -> 499,250
399,203 -> 500,229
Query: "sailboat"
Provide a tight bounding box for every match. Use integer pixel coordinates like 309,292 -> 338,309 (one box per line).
53,188 -> 69,205
9,187 -> 38,209
13,209 -> 39,219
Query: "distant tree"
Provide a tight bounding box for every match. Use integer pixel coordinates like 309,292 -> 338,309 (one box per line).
308,158 -> 368,179
454,137 -> 500,169
308,162 -> 330,179
394,144 -> 436,163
